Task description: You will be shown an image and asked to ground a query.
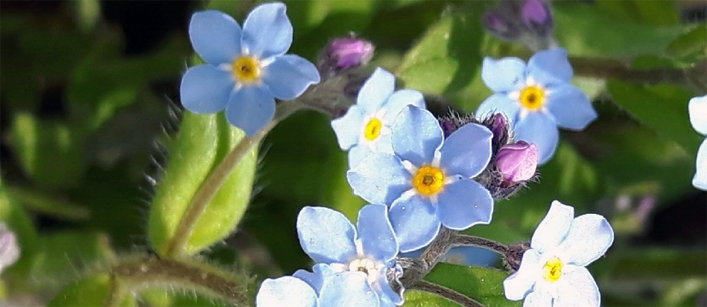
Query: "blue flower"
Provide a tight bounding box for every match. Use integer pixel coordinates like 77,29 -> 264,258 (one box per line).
331,68 -> 426,167
503,201 -> 614,307
180,3 -> 320,137
347,106 -> 494,252
296,205 -> 402,307
475,48 -> 596,164
689,94 -> 707,190
255,264 -> 379,307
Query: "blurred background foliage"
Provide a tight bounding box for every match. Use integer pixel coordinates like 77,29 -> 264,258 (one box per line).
0,0 -> 705,306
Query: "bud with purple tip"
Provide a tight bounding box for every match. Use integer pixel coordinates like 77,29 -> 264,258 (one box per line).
481,0 -> 555,46
318,36 -> 374,77
496,141 -> 538,183
483,9 -> 521,41
520,0 -> 553,37
0,223 -> 19,273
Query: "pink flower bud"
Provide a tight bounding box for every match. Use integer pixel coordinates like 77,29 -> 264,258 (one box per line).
318,37 -> 374,76
520,0 -> 553,37
490,113 -> 509,145
496,141 -> 538,182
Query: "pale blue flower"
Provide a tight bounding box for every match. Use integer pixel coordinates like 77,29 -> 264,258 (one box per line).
296,205 -> 402,307
255,264 -> 379,307
503,201 -> 614,307
331,68 -> 425,167
347,106 -> 494,252
476,48 -> 596,164
180,3 -> 320,136
689,94 -> 707,190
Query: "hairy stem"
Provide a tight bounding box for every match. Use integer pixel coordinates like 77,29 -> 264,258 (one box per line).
449,233 -> 509,255
410,280 -> 485,307
164,100 -> 303,257
400,228 -> 456,286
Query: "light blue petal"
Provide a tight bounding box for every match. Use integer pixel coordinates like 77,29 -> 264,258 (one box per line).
255,276 -> 318,307
293,263 -> 337,295
694,139 -> 707,190
357,68 -> 395,114
475,94 -> 520,123
545,84 -> 597,130
439,123 -> 493,178
189,11 -> 241,66
391,106 -> 443,166
554,265 -> 600,307
557,214 -> 614,267
437,180 -> 493,230
348,145 -> 373,169
375,273 -> 403,305
331,105 -> 365,150
296,206 -> 357,264
347,153 -> 411,205
503,249 -> 541,301
389,196 -> 441,252
180,65 -> 232,114
522,291 -> 552,307
319,272 -> 379,307
481,57 -> 527,93
225,85 -> 274,137
263,55 -> 321,100
531,201 -> 574,253
357,204 -> 398,262
381,89 -> 426,124
527,48 -> 572,87
689,95 -> 707,135
242,2 -> 292,59
513,112 -> 559,164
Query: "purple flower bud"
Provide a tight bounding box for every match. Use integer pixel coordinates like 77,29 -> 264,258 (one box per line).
520,0 -> 553,37
496,141 -> 538,183
318,37 -> 374,77
490,113 -> 509,146
482,10 -> 521,41
0,224 -> 19,272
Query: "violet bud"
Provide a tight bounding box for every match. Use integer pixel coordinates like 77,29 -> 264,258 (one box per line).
0,224 -> 19,273
318,36 -> 374,77
496,141 -> 538,183
520,0 -> 553,37
490,113 -> 510,147
482,9 -> 521,41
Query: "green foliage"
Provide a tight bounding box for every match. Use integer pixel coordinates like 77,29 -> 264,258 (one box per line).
147,112 -> 257,257
47,273 -> 135,307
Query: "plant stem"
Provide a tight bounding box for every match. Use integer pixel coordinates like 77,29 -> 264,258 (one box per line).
449,233 -> 509,255
410,280 -> 486,307
164,100 -> 303,257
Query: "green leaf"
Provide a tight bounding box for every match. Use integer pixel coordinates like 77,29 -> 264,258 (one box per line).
8,113 -> 86,189
595,0 -> 679,26
5,186 -> 89,221
666,23 -> 707,63
148,112 -> 257,256
607,81 -> 702,154
404,263 -> 520,307
47,273 -> 135,307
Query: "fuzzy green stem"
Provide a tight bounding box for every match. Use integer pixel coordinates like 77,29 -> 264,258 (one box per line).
164,100 -> 303,257
410,280 -> 486,307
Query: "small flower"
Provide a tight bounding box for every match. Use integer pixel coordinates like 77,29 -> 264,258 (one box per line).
296,205 -> 402,306
688,94 -> 707,190
495,141 -> 538,183
318,36 -> 374,77
347,106 -> 494,252
255,264 -> 379,307
180,3 -> 320,136
503,201 -> 614,307
331,68 -> 426,167
0,223 -> 19,273
476,48 -> 597,164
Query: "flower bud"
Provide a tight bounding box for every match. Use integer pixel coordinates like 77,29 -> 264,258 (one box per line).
482,9 -> 521,41
496,141 -> 538,183
318,36 -> 374,77
0,224 -> 19,272
520,0 -> 553,37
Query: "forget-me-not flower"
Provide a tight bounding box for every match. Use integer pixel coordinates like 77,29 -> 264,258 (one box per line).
503,201 -> 614,307
475,48 -> 597,164
331,68 -> 426,167
256,263 -> 379,307
180,3 -> 320,136
296,205 -> 402,306
347,106 -> 494,252
689,94 -> 707,190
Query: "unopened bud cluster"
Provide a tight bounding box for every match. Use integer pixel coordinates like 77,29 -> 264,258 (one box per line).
482,0 -> 554,42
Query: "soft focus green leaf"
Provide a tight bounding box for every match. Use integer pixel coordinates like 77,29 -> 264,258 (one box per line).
148,112 -> 257,256
6,186 -> 89,221
666,23 -> 707,63
403,263 -> 520,307
47,273 -> 135,307
595,0 -> 679,26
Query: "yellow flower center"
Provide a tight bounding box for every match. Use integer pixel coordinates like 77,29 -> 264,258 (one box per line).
519,86 -> 545,111
542,257 -> 563,282
232,56 -> 260,84
412,166 -> 445,196
363,118 -> 382,141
